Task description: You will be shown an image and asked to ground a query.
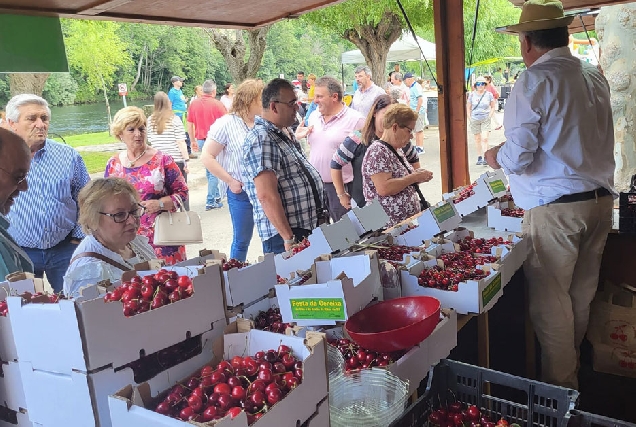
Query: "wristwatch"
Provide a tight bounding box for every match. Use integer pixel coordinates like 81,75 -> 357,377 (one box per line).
158,199 -> 165,209
283,237 -> 296,245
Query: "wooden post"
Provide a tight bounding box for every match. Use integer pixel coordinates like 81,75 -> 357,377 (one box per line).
434,0 -> 470,193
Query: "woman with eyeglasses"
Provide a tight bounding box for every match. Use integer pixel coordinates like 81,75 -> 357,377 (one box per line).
467,76 -> 496,165
105,106 -> 189,264
63,178 -> 156,297
331,95 -> 420,209
361,104 -> 433,226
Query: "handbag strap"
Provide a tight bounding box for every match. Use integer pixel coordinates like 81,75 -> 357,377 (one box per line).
377,140 -> 428,209
70,252 -> 131,272
471,91 -> 487,111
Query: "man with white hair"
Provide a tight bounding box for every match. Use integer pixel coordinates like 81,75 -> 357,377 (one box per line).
4,94 -> 90,291
188,79 -> 227,210
349,65 -> 386,117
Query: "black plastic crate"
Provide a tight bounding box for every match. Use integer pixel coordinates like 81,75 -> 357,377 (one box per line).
619,192 -> 636,234
568,410 -> 636,427
390,359 -> 578,427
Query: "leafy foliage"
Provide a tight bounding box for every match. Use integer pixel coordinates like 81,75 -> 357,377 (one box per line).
43,73 -> 78,106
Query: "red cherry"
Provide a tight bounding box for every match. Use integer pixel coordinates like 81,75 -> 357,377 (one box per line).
227,407 -> 242,418
187,394 -> 203,412
202,405 -> 219,421
178,275 -> 192,289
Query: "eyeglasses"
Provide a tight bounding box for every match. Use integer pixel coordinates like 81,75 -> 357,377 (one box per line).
475,82 -> 486,87
401,125 -> 414,134
100,204 -> 145,223
272,99 -> 298,108
0,167 -> 27,186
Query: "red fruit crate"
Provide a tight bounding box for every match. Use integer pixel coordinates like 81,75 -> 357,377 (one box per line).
390,359 -> 578,427
568,410 -> 636,427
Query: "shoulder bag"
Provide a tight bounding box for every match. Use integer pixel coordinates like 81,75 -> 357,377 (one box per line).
153,195 -> 203,246
70,252 -> 131,271
377,140 -> 430,211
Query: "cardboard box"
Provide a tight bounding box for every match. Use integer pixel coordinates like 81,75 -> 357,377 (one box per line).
443,179 -> 494,217
222,254 -> 277,308
19,326 -> 223,427
487,201 -> 523,233
386,201 -> 462,246
108,327 -> 328,427
482,169 -> 509,199
8,265 -> 226,375
275,252 -> 382,326
401,261 -> 503,314
0,408 -> 32,427
346,200 -> 389,236
302,396 -> 329,427
0,277 -> 49,363
274,216 -> 361,279
0,362 -> 27,413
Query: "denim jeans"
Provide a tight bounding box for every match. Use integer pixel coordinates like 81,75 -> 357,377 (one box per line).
197,139 -> 221,206
262,228 -> 311,255
226,189 -> 254,262
22,238 -> 78,293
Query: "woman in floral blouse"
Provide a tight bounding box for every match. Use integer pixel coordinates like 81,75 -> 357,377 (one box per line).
105,106 -> 189,264
361,104 -> 433,226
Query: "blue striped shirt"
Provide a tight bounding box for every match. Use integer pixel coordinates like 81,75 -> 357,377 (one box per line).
7,140 -> 90,249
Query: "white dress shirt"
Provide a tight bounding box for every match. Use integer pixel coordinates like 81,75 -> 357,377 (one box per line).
496,47 -> 616,210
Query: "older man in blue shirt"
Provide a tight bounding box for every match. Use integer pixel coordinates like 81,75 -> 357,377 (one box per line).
4,94 -> 90,292
485,0 -> 615,389
0,128 -> 33,279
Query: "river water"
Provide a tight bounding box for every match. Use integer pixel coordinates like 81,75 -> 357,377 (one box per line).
49,99 -> 152,136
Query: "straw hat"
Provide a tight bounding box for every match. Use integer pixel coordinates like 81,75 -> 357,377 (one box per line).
475,76 -> 487,84
496,0 -> 574,35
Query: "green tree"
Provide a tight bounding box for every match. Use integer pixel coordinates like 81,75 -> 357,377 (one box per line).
43,73 -> 78,106
203,28 -> 270,83
303,0 -> 433,85
63,19 -> 132,123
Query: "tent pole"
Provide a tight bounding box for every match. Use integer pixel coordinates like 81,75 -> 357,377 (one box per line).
341,64 -> 345,89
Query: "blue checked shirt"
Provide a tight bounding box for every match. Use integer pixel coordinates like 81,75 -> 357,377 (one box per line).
242,117 -> 324,241
7,140 -> 90,249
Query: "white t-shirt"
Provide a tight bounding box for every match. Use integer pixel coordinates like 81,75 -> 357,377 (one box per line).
147,115 -> 187,162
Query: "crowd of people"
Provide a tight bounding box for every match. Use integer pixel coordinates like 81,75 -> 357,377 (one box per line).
0,68 -> 434,297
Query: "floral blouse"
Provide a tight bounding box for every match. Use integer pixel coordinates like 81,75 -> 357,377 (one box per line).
361,140 -> 420,226
104,151 -> 189,265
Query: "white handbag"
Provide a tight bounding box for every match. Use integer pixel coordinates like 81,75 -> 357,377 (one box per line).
153,196 -> 203,246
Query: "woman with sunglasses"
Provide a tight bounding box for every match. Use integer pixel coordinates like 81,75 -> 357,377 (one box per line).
467,76 -> 497,165
63,178 -> 155,297
330,95 -> 420,209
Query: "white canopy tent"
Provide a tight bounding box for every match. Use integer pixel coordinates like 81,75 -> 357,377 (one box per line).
341,33 -> 436,64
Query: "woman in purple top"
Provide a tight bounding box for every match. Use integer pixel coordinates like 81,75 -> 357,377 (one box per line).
330,95 -> 420,209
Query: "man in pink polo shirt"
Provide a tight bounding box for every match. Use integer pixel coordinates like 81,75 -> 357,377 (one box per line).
297,76 -> 364,222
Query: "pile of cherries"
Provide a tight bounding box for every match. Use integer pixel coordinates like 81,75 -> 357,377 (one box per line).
377,245 -> 423,262
153,344 -> 303,424
456,236 -> 510,254
418,251 -> 500,291
428,399 -> 515,427
290,238 -> 311,255
328,338 -> 405,371
222,258 -> 250,271
0,291 -> 66,316
500,207 -> 524,218
453,183 -> 476,204
253,308 -> 290,334
103,270 -> 193,317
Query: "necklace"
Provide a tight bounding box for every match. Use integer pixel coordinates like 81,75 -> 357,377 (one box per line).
126,148 -> 147,167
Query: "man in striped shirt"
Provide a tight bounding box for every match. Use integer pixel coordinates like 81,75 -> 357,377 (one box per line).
4,94 -> 90,292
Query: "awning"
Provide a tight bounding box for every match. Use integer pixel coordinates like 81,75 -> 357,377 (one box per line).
341,33 -> 436,64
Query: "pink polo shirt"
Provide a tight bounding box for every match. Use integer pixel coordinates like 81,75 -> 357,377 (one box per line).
307,105 -> 365,183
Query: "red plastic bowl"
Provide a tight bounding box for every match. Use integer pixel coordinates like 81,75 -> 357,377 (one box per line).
344,296 -> 441,353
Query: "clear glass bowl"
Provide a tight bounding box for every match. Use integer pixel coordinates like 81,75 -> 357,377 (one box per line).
327,344 -> 346,381
329,368 -> 409,427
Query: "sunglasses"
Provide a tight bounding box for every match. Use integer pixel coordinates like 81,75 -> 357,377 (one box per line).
475,82 -> 486,87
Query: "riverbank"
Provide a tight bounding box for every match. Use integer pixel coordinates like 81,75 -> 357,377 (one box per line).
49,131 -> 120,173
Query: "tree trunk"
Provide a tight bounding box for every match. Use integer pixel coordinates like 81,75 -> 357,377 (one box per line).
596,5 -> 636,192
343,11 -> 403,86
205,27 -> 270,83
99,73 -> 112,128
8,73 -> 50,97
131,43 -> 146,92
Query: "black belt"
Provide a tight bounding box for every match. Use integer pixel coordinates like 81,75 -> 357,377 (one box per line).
552,188 -> 611,204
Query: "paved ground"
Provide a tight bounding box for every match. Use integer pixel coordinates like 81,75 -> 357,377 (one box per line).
90,122 -> 507,262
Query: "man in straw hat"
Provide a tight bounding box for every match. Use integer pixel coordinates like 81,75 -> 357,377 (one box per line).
485,0 -> 616,389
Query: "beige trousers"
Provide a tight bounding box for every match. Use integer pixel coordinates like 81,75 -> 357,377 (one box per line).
523,195 -> 613,389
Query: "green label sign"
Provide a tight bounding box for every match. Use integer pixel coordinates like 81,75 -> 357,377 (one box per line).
488,179 -> 506,194
481,272 -> 502,308
289,298 -> 346,320
432,203 -> 456,224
